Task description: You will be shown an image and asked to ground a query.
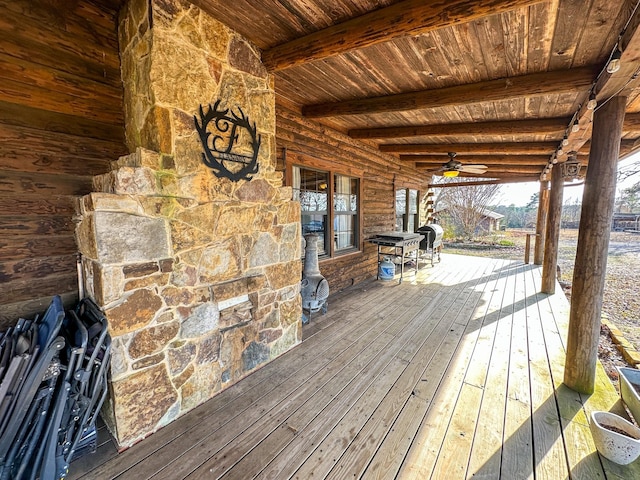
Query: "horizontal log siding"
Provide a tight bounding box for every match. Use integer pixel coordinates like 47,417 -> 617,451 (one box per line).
276,104 -> 429,293
0,0 -> 126,328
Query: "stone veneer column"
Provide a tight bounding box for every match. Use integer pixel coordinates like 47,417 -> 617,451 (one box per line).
75,0 -> 302,448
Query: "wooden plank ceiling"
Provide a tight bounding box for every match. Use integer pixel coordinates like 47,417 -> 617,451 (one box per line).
193,0 -> 640,183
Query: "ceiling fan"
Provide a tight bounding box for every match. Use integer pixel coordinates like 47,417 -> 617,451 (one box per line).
427,152 -> 488,178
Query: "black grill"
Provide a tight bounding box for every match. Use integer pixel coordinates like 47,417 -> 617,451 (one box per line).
416,224 -> 443,266
417,224 -> 443,250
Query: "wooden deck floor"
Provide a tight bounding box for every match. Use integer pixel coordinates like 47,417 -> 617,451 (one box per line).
69,254 -> 640,480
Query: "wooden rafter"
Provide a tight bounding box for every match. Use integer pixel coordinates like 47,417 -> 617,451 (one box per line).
262,0 -> 544,71
623,112 -> 640,131
619,138 -> 640,158
577,138 -> 639,156
302,68 -> 597,118
349,118 -> 569,140
381,142 -> 557,155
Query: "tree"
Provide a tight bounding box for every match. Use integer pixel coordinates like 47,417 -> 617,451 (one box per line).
561,197 -> 581,228
616,185 -> 640,213
526,192 -> 539,209
493,204 -> 526,228
434,178 -> 502,240
615,155 -> 640,212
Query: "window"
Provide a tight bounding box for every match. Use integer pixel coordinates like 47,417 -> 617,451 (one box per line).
293,167 -> 329,255
292,165 -> 360,258
396,188 -> 419,232
408,189 -> 418,232
334,174 -> 358,251
395,189 -> 406,231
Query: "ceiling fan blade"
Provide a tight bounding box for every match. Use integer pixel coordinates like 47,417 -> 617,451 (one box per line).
463,164 -> 487,170
460,164 -> 488,173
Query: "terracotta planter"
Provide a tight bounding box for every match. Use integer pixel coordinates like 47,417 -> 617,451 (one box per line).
618,366 -> 640,425
590,411 -> 640,465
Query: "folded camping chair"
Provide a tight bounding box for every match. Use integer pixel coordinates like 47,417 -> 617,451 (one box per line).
18,298 -> 111,480
63,299 -> 111,465
0,296 -> 111,480
42,298 -> 111,479
0,319 -> 34,432
0,296 -> 65,480
1,362 -> 62,480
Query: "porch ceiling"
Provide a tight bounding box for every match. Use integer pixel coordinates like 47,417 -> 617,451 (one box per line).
191,0 -> 640,182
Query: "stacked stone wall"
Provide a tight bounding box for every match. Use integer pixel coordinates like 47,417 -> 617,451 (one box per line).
76,0 -> 301,447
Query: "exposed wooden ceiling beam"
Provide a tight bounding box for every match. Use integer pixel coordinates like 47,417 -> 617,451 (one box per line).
623,112 -> 640,131
262,0 -> 544,71
411,155 -> 550,166
619,138 -> 640,158
381,142 -> 557,155
349,117 -> 569,140
428,177 -> 539,188
576,138 -> 638,156
303,67 -> 596,118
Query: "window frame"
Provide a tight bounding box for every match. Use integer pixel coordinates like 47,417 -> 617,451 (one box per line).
286,152 -> 363,260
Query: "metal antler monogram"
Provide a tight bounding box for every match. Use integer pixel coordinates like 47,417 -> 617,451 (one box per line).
194,100 -> 261,182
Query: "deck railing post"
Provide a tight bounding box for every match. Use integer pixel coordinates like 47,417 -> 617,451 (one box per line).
534,181 -> 549,265
541,167 -> 563,293
564,95 -> 626,394
524,233 -> 539,264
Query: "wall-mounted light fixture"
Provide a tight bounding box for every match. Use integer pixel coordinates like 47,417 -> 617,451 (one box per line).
561,152 -> 582,180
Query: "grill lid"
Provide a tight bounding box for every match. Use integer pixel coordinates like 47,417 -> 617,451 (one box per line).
417,224 -> 444,249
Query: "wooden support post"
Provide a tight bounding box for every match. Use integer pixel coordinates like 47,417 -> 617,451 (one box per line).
534,181 -> 549,265
540,168 -> 563,293
564,96 -> 626,394
524,234 -> 533,264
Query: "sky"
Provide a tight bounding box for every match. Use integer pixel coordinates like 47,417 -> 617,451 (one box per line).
495,152 -> 640,207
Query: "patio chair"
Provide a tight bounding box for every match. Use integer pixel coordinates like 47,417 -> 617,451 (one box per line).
0,296 -> 111,480
0,295 -> 65,479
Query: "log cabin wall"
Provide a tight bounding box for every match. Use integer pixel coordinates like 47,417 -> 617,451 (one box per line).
275,104 -> 429,292
0,0 -> 126,328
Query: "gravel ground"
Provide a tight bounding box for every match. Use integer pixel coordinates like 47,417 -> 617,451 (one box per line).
445,229 -> 640,378
550,230 -> 640,351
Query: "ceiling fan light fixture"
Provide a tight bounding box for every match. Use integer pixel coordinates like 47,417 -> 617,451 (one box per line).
443,170 -> 459,178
